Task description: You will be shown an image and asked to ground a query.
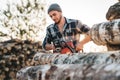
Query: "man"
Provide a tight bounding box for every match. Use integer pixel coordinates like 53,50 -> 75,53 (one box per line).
42,3 -> 91,54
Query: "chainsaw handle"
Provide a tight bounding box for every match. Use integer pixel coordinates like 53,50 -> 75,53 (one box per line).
60,41 -> 76,53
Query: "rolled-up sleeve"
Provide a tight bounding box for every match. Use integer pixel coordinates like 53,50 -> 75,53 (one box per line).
77,20 -> 90,33
80,24 -> 90,33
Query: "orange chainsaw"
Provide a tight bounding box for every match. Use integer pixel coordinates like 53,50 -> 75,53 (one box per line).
53,40 -> 76,54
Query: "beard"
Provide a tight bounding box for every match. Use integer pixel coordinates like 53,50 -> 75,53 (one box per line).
55,15 -> 62,24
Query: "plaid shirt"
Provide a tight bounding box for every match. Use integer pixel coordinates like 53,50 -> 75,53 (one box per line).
42,17 -> 90,52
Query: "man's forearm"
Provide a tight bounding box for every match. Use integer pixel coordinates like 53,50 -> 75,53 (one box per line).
76,34 -> 91,51
80,34 -> 91,44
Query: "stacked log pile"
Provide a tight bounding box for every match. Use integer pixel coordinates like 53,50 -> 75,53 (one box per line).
0,39 -> 48,80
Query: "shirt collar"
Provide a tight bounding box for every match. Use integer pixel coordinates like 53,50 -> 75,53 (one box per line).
65,17 -> 73,24
53,17 -> 71,31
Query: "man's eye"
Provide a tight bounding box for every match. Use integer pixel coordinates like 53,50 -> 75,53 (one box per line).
53,13 -> 56,16
50,15 -> 52,18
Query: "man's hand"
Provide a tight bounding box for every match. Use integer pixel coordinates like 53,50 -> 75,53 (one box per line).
76,34 -> 91,52
76,42 -> 83,51
45,44 -> 55,50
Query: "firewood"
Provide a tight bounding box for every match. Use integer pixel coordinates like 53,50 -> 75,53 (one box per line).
0,39 -> 43,79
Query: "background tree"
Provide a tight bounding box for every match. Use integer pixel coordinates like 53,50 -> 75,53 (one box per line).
0,0 -> 46,42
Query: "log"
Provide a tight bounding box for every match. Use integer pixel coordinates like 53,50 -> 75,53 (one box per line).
16,63 -> 120,80
33,50 -> 120,65
106,1 -> 120,20
89,19 -> 120,45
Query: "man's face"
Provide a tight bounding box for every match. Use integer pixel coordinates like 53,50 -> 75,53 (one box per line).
48,10 -> 62,24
